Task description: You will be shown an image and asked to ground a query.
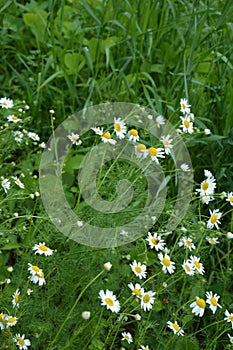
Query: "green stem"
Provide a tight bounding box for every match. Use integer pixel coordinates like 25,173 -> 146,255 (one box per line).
48,269 -> 105,350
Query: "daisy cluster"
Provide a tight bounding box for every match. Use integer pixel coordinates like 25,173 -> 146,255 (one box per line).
97,218 -> 233,347
0,242 -> 54,349
196,168 -> 233,231
68,116 -> 174,165
0,96 -> 41,144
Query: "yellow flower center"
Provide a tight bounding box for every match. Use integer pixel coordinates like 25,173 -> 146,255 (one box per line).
211,214 -> 217,224
148,147 -> 157,156
229,196 -> 233,202
12,115 -> 18,120
115,123 -> 121,132
229,315 -> 233,322
15,294 -> 19,303
185,264 -> 191,272
209,239 -> 215,244
129,129 -> 138,136
181,103 -> 186,110
39,245 -> 48,251
184,120 -> 190,128
103,132 -> 111,139
162,258 -> 170,267
105,298 -> 114,307
163,140 -> 169,146
18,338 -> 25,345
210,297 -> 218,306
8,317 -> 16,323
151,237 -> 159,245
137,144 -> 146,152
201,182 -> 209,191
32,265 -> 40,272
135,266 -> 142,273
133,288 -> 142,296
143,294 -> 150,303
196,298 -> 206,308
185,240 -> 193,247
0,313 -> 5,322
172,323 -> 180,331
194,261 -> 201,269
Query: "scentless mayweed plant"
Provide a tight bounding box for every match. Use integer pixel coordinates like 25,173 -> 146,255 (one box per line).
0,93 -> 233,350
1,1 -> 233,349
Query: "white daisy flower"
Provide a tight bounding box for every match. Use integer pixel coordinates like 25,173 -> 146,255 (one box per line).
128,128 -> 139,142
207,209 -> 222,229
1,178 -> 11,193
206,237 -> 219,245
167,321 -> 184,336
6,315 -> 18,328
128,282 -> 144,297
146,232 -> 165,251
28,264 -> 46,286
178,237 -> 195,251
14,131 -> 24,143
101,132 -> 117,145
0,313 -> 7,330
228,333 -> 233,344
32,242 -> 54,256
98,289 -> 120,313
205,291 -> 222,314
14,333 -> 31,350
91,126 -> 104,135
114,117 -> 127,139
196,172 -> 216,199
158,253 -> 175,274
155,115 -> 166,128
226,192 -> 233,206
28,131 -> 40,142
130,260 -> 147,279
67,132 -> 82,146
29,270 -> 46,286
134,314 -> 141,321
200,194 -> 215,205
82,311 -> 91,320
135,143 -> 148,158
104,262 -> 112,271
189,255 -> 205,275
7,115 -> 22,123
182,260 -> 195,276
121,331 -> 133,344
190,297 -> 206,317
140,290 -> 156,311
224,310 -> 233,328
180,115 -> 193,133
12,289 -> 20,308
160,135 -> 173,155
204,128 -> 211,135
0,97 -> 14,109
13,176 -> 25,189
180,98 -> 191,114
148,147 -> 165,164
180,163 -> 191,172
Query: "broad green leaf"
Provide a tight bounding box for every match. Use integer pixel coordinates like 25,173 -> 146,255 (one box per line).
23,9 -> 48,42
64,53 -> 84,75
